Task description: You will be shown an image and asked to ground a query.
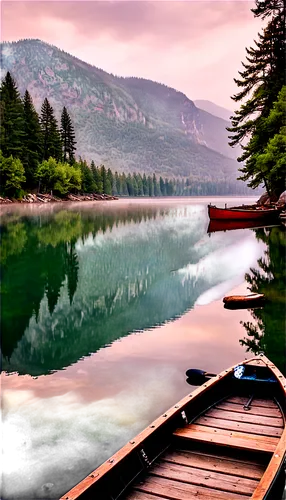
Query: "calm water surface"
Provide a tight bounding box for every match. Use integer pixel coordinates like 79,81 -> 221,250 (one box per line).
1,197 -> 285,499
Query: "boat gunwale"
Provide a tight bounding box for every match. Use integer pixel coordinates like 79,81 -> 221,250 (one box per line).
208,204 -> 279,214
60,355 -> 285,500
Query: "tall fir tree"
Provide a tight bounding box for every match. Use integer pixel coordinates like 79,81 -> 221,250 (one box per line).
228,0 -> 286,198
40,98 -> 62,161
0,72 -> 25,159
22,90 -> 43,188
60,106 -> 76,164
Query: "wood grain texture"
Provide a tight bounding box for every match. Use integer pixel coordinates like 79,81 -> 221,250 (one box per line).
162,450 -> 265,479
205,408 -> 284,428
225,397 -> 277,409
173,424 -> 279,453
135,475 -> 250,499
126,492 -> 163,500
196,416 -> 283,437
215,402 -> 281,418
150,461 -> 259,495
251,428 -> 286,500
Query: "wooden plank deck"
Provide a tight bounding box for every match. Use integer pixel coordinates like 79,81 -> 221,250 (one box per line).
126,448 -> 265,499
125,396 -> 282,500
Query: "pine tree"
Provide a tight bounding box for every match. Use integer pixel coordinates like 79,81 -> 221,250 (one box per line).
79,159 -> 95,192
142,173 -> 148,196
147,175 -> 154,196
101,165 -> 107,193
60,106 -> 76,164
106,168 -> 113,195
159,176 -> 166,196
0,72 -> 25,159
228,0 -> 285,198
22,90 -> 43,188
40,98 -> 62,161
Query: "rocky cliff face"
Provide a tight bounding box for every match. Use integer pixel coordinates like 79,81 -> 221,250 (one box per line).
1,39 -> 239,180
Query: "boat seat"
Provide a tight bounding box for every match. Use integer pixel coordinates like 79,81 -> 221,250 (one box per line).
173,424 -> 279,453
173,396 -> 282,454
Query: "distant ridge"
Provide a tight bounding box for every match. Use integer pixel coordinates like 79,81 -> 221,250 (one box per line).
194,100 -> 233,122
1,39 -> 242,183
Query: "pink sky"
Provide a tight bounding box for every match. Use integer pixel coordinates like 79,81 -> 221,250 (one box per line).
2,1 -> 262,109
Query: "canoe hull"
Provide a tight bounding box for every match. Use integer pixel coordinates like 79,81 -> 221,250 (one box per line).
61,356 -> 286,500
208,205 -> 279,221
207,219 -> 278,233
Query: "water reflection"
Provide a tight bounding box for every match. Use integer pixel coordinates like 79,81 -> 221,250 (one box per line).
239,226 -> 286,373
1,201 -> 261,376
1,199 -> 274,500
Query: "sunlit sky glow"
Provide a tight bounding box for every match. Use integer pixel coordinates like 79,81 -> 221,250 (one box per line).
1,1 -> 262,108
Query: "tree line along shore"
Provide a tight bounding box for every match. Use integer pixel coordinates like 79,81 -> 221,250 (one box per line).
0,71 -> 253,204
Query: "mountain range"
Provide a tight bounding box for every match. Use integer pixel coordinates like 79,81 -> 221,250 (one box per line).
193,100 -> 233,122
1,39 -> 241,182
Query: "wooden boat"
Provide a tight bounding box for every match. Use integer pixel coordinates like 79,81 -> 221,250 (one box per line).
223,293 -> 265,309
208,204 -> 280,221
61,355 -> 286,500
207,219 -> 279,234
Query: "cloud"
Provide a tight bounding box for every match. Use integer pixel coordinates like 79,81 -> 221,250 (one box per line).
1,1 -> 262,107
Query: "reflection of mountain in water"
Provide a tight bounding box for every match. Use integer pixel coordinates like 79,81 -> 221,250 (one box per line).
240,226 -> 286,374
1,204 -> 255,375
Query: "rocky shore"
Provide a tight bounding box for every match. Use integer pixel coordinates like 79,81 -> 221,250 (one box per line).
0,193 -> 118,204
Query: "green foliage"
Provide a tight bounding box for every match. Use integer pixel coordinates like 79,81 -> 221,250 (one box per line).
2,40 -> 241,181
78,159 -> 95,193
240,226 -> 286,373
228,0 -> 285,198
40,98 -> 62,161
0,151 -> 26,196
238,87 -> 286,197
22,90 -> 43,187
36,157 -> 81,195
0,72 -> 25,159
60,106 -> 76,164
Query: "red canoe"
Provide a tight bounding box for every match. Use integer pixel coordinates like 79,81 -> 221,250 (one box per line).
208,204 -> 280,221
207,219 -> 278,233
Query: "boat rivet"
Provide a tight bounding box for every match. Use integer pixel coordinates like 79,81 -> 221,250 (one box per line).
275,454 -> 279,458
149,425 -> 155,428
163,414 -> 167,417
108,459 -> 114,463
130,441 -> 135,444
174,405 -> 179,408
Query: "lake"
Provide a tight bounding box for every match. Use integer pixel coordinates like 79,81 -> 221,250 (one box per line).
1,197 -> 285,499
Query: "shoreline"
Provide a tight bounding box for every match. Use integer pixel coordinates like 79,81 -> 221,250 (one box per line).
0,193 -> 118,205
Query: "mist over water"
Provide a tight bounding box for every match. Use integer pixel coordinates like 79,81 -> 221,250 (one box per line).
2,197 -> 282,500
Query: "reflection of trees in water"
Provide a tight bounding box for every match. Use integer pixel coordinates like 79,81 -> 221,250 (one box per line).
240,226 -> 286,374
0,208 -> 164,360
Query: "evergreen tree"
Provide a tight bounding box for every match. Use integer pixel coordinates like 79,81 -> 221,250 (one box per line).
0,72 -> 25,159
60,106 -> 76,164
137,174 -> 144,196
100,165 -> 108,193
121,173 -> 128,195
142,173 -> 148,196
147,175 -> 154,196
115,171 -> 121,195
79,159 -> 95,192
22,90 -> 43,188
40,98 -> 62,161
106,168 -> 113,195
159,176 -> 166,196
228,0 -> 285,198
153,174 -> 160,196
